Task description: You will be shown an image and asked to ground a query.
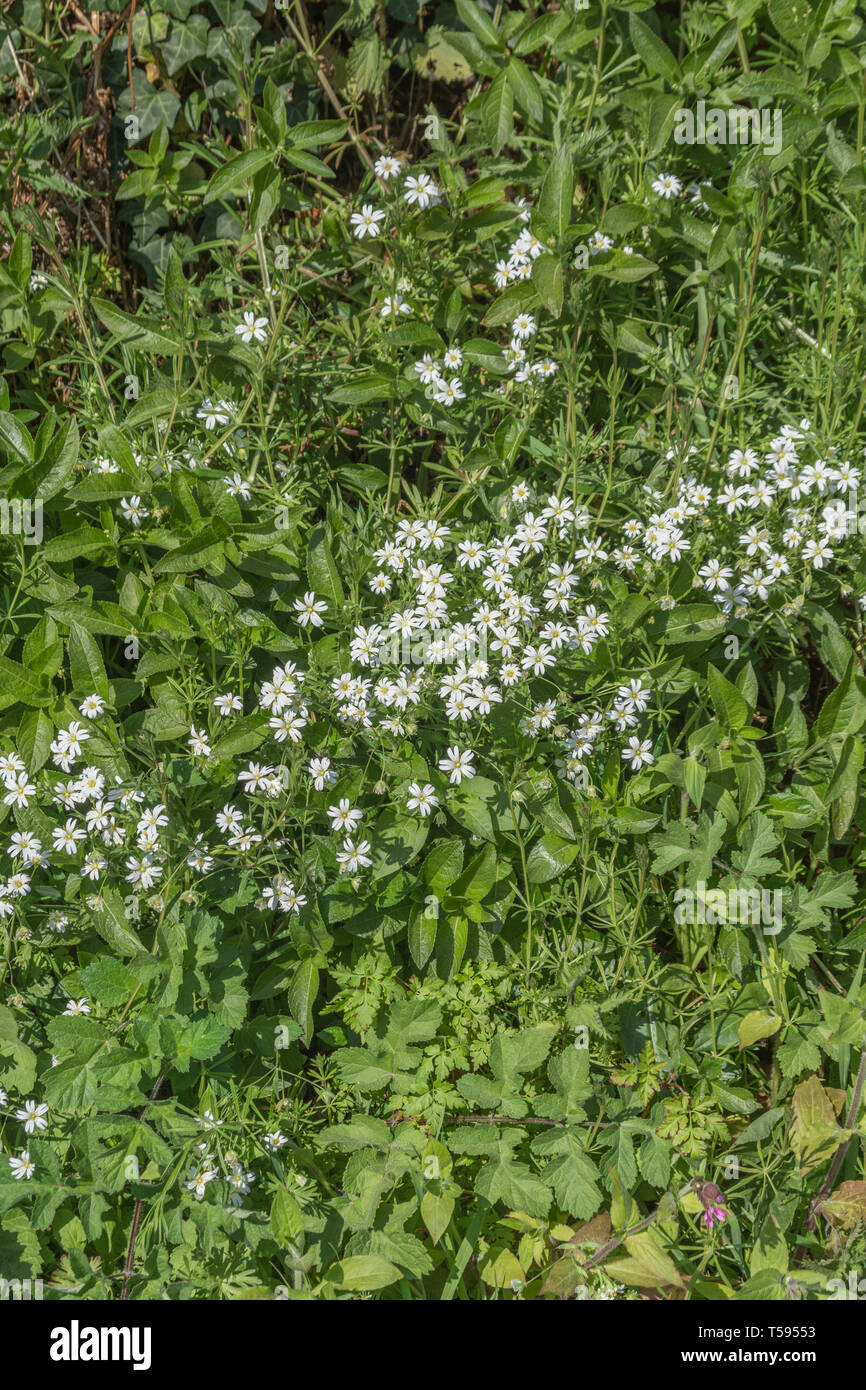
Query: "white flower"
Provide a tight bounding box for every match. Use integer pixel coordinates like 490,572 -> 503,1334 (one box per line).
381,294 -> 411,318
406,782 -> 439,816
16,1099 -> 49,1133
621,737 -> 654,770
197,398 -> 234,429
327,799 -> 363,833
214,693 -> 243,716
308,756 -> 337,791
125,854 -> 163,889
588,231 -> 613,254
652,172 -> 682,199
9,1151 -> 35,1179
120,495 -> 149,527
433,376 -> 465,407
802,538 -> 833,569
294,591 -> 327,627
234,311 -> 269,344
511,313 -> 536,340
350,204 -> 386,239
63,998 -> 91,1016
336,837 -> 372,872
225,471 -> 251,500
187,846 -> 214,873
238,763 -> 276,793
226,1163 -> 255,1205
78,694 -> 106,719
51,819 -> 86,855
438,746 -> 476,785
189,727 -> 211,757
403,172 -> 439,209
374,154 -> 401,179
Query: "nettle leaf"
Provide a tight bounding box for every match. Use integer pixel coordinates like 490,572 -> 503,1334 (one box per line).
649,821 -> 692,874
71,957 -> 138,1008
685,813 -> 727,887
791,1075 -> 847,1174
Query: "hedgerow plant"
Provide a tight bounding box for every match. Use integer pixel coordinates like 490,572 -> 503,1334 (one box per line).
0,0 -> 865,1302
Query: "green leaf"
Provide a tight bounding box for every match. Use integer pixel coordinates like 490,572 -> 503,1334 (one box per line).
288,959 -> 319,1046
526,833 -> 579,883
328,373 -> 394,406
92,889 -> 145,958
92,299 -> 179,355
628,12 -> 680,82
68,622 -> 109,698
270,1188 -> 304,1247
370,808 -> 429,880
204,148 -> 272,203
531,253 -> 564,317
152,520 -> 230,574
0,656 -> 51,708
738,1010 -> 783,1049
506,57 -> 543,125
538,146 -> 574,237
482,279 -> 539,328
456,0 -> 505,50
481,70 -> 513,154
708,664 -> 749,732
306,525 -> 345,607
327,1255 -> 402,1291
421,839 -> 464,895
17,709 -> 53,775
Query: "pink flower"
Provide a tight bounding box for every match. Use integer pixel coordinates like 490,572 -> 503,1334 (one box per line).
702,1204 -> 727,1230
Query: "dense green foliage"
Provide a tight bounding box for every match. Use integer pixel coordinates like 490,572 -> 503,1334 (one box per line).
0,0 -> 865,1301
